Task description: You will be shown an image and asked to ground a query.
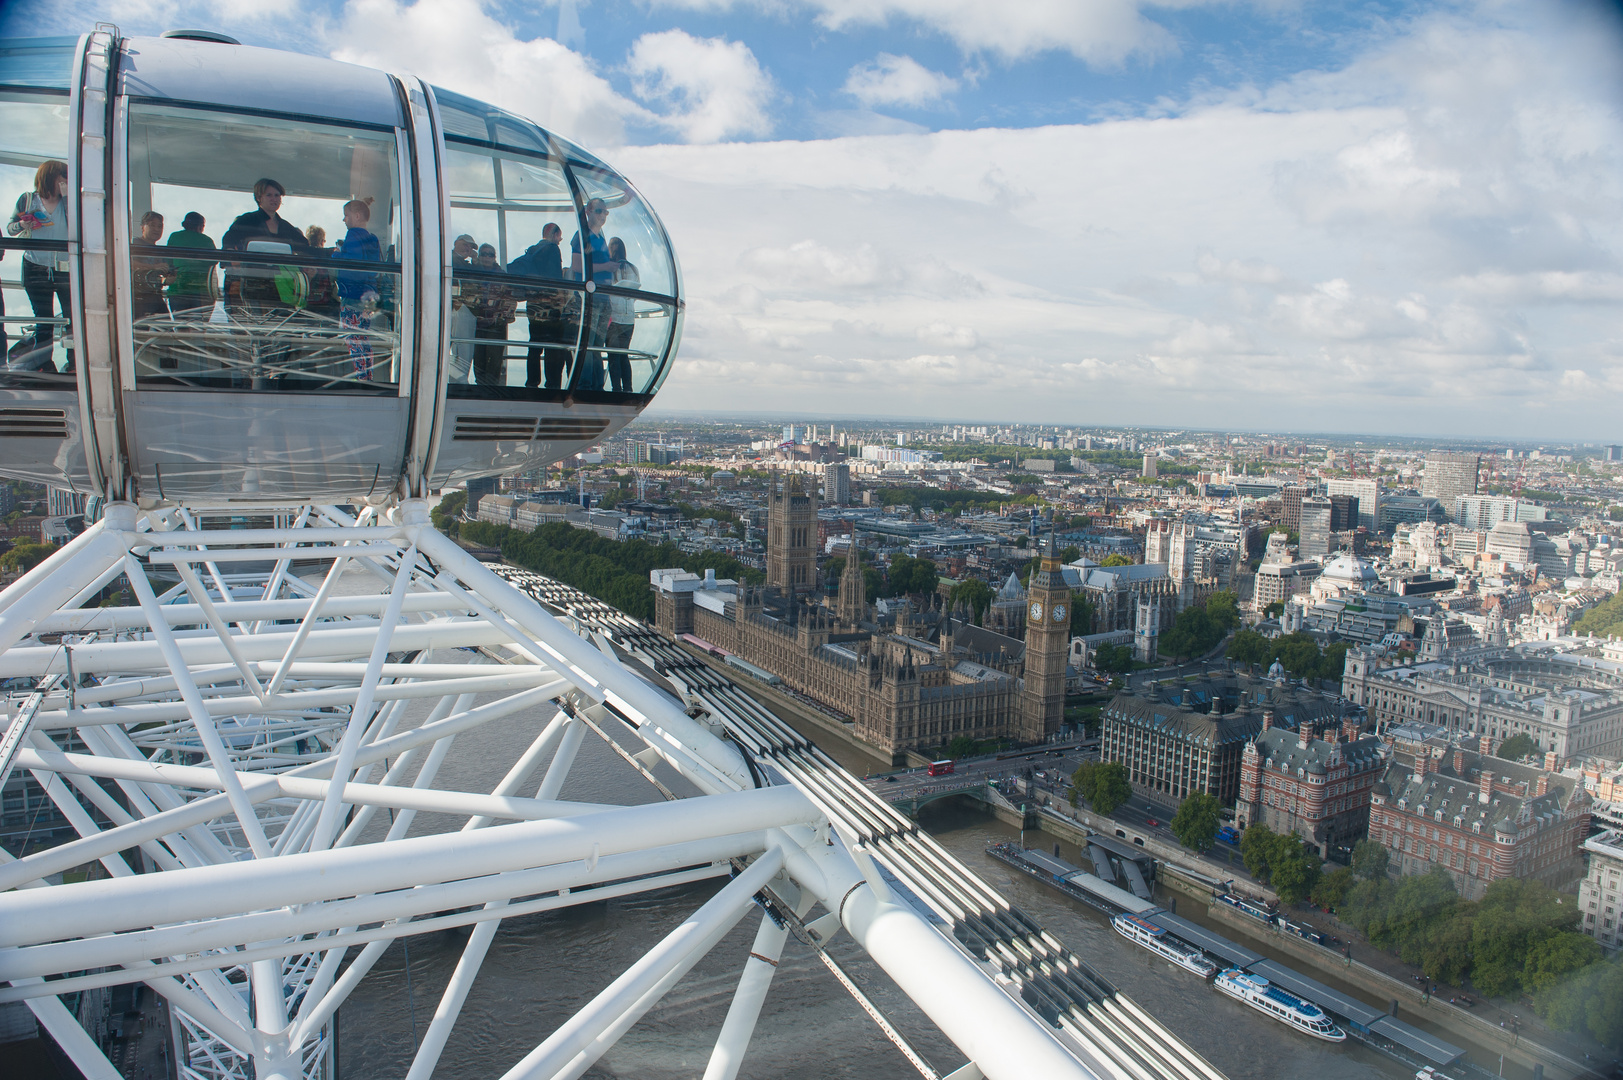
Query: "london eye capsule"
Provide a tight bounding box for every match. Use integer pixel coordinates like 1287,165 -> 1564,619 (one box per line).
0,29 -> 682,505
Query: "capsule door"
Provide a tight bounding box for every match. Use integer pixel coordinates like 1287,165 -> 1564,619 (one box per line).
0,35 -> 98,494
112,35 -> 415,504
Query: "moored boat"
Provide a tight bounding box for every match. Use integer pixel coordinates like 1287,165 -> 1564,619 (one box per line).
1213,968 -> 1346,1042
1110,913 -> 1218,978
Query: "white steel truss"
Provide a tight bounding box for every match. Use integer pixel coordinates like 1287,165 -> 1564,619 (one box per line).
0,499 -> 1224,1080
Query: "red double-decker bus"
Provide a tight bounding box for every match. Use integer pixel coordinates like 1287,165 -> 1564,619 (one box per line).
926,760 -> 955,777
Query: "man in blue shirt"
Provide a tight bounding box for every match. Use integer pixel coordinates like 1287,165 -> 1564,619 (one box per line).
511,223 -> 571,388
568,199 -> 620,392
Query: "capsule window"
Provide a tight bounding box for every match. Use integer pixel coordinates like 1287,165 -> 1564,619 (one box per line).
124,103 -> 403,393
0,89 -> 73,387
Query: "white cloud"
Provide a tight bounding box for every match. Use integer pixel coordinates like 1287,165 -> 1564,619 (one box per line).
648,0 -> 1181,65
328,0 -> 646,146
841,54 -> 957,108
626,30 -> 775,143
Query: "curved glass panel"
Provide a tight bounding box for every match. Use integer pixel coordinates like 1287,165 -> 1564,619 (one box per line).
0,37 -> 77,91
126,103 -> 403,392
432,86 -> 551,154
591,294 -> 673,395
0,89 -> 73,389
562,152 -> 676,299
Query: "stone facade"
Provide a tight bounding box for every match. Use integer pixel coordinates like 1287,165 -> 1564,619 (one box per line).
1368,740 -> 1591,901
766,473 -> 817,596
1341,647 -> 1623,763
1579,830 -> 1623,955
1237,722 -> 1387,858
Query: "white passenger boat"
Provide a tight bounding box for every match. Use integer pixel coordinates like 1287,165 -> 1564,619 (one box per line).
1111,914 -> 1219,978
1213,968 -> 1347,1042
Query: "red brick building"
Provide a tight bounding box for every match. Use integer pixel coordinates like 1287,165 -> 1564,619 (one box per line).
1367,737 -> 1591,900
1236,717 -> 1387,859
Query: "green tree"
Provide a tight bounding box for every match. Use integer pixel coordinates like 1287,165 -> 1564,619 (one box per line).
949,578 -> 994,625
1269,832 -> 1322,904
1350,839 -> 1390,881
886,555 -> 939,598
1170,791 -> 1223,852
1069,594 -> 1095,637
1240,823 -> 1277,880
1470,878 -> 1577,999
1380,865 -> 1459,953
1496,733 -> 1539,761
431,490 -> 467,538
1071,760 -> 1130,814
1227,629 -> 1271,666
1522,931 -> 1602,995
1101,553 -> 1134,567
1536,958 -> 1623,1049
1310,866 -> 1355,912
1409,912 -> 1476,985
0,541 -> 57,573
1339,877 -> 1397,938
1092,643 -> 1133,674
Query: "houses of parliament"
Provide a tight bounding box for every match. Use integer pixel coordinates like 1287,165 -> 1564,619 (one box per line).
650,474 -> 1070,759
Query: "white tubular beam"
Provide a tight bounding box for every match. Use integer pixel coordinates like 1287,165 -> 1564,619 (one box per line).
120,553 -> 272,858
794,835 -> 1092,1080
404,909 -> 500,1080
33,591 -> 460,634
501,847 -> 786,1080
145,543 -> 403,564
411,521 -> 752,792
463,709 -> 568,831
702,910 -> 790,1080
534,714 -> 587,802
172,562 -> 266,701
26,989 -> 123,1080
2,862 -> 734,1005
310,546 -> 416,853
0,616 -> 514,678
0,529 -> 128,656
0,512 -> 109,617
290,938 -> 390,1046
0,787 -> 817,947
136,968 -> 256,1058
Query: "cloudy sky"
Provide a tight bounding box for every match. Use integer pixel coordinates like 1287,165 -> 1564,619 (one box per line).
7,0 -> 1623,439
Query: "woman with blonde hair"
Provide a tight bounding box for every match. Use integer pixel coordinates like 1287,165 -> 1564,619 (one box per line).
6,159 -> 72,371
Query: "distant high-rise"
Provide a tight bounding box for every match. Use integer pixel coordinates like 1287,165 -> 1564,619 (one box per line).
1327,493 -> 1359,533
822,462 -> 850,506
1280,485 -> 1313,535
1142,453 -> 1157,478
1422,451 -> 1480,510
1605,445 -> 1622,463
1325,478 -> 1379,532
1298,497 -> 1333,560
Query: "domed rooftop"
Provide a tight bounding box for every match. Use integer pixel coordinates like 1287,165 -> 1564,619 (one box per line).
1322,553 -> 1379,585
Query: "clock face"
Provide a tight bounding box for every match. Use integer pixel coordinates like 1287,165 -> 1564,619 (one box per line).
1029,602 -> 1043,621
1053,603 -> 1067,623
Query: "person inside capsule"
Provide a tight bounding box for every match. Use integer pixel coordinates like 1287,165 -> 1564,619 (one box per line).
472,243 -> 514,387
569,198 -> 620,392
164,211 -> 217,318
221,178 -> 310,314
131,211 -> 172,322
6,159 -> 72,372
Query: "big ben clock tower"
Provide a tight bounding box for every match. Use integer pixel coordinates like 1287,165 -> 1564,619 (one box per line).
1019,529 -> 1070,743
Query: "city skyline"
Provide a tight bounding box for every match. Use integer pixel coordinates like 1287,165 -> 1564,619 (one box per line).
10,0 -> 1622,436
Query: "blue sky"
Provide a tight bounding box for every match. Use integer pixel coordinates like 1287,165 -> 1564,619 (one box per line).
5,0 -> 1623,438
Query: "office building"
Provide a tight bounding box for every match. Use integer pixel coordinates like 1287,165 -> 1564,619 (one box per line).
1298,496 -> 1333,560
1142,452 -> 1157,478
1580,830 -> 1623,954
1603,446 -> 1622,463
1237,720 -> 1386,859
1369,742 -> 1590,900
1378,496 -> 1446,531
1101,676 -> 1345,805
1421,452 -> 1480,508
1280,485 -> 1313,535
1328,494 -> 1359,532
1454,495 -> 1547,531
1326,478 -> 1380,532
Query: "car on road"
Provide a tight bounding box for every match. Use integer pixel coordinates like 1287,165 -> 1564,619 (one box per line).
884,775 -> 896,783
1145,818 -> 1159,827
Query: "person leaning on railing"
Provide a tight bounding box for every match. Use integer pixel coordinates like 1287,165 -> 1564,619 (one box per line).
164,211 -> 217,316
220,178 -> 309,314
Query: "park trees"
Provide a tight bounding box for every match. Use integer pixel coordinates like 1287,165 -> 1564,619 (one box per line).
948,578 -> 994,624
1170,791 -> 1223,852
1350,839 -> 1390,881
1496,733 -> 1538,762
1071,761 -> 1131,815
